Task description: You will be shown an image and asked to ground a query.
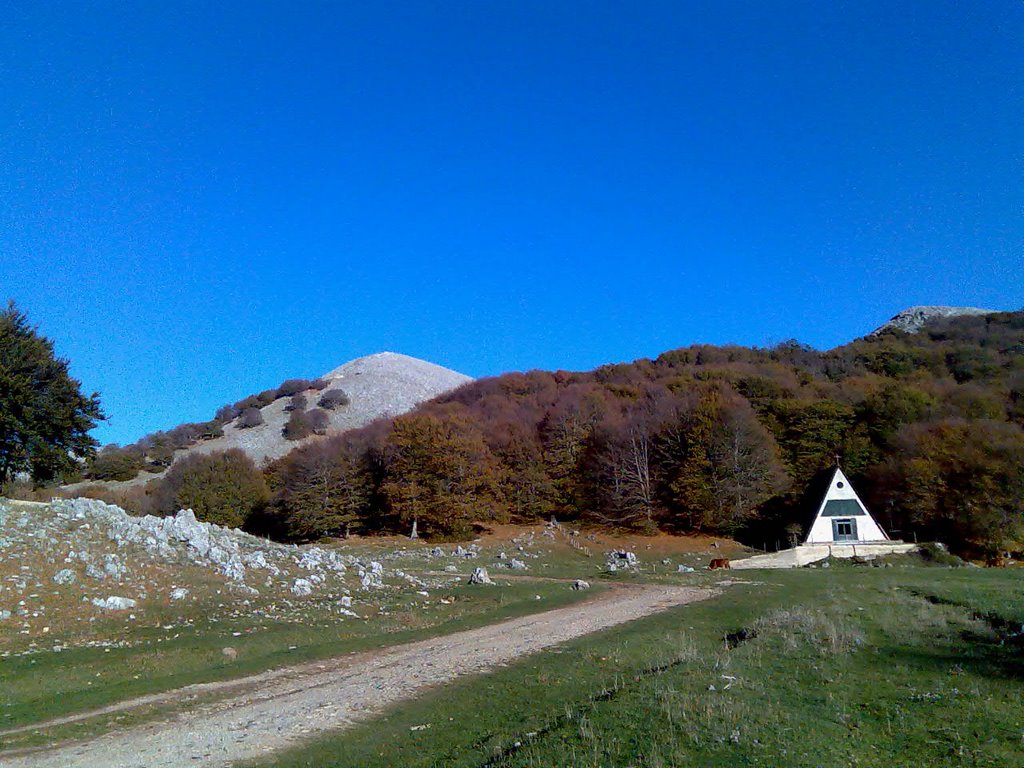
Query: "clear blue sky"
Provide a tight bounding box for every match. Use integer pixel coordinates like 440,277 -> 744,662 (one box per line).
2,2 -> 1021,446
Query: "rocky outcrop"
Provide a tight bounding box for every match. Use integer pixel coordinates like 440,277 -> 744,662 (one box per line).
0,497 -> 383,605
870,306 -> 994,336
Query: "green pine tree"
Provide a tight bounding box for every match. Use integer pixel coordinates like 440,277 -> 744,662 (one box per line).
0,301 -> 104,485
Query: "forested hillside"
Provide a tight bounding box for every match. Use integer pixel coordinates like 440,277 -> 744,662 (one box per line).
259,311 -> 1024,558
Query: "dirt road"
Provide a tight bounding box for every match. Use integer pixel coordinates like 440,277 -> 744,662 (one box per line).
2,584 -> 713,768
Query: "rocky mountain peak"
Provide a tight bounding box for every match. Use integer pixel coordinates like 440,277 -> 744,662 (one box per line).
870,305 -> 995,336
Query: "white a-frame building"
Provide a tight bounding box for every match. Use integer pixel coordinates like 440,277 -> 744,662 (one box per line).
731,465 -> 915,568
805,466 -> 888,545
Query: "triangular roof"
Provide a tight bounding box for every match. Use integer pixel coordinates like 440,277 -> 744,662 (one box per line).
804,466 -> 889,544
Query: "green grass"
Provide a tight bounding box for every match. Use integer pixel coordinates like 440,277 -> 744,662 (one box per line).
0,521 -> 716,747
255,566 -> 1024,768
0,579 -> 596,746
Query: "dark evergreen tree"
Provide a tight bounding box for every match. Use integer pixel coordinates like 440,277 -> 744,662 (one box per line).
0,302 -> 104,485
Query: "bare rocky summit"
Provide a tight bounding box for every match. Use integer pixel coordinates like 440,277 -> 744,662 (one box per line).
871,305 -> 995,336
76,352 -> 471,489
192,351 -> 471,465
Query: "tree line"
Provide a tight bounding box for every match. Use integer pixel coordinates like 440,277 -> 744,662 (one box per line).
23,304 -> 1022,560
106,310 -> 1023,560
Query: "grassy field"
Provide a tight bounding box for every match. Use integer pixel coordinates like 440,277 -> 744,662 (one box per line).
0,512 -> 732,748
0,578 -> 605,748
254,564 -> 1024,768
6,504 -> 1019,768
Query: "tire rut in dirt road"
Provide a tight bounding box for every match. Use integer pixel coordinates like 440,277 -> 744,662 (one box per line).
2,584 -> 714,768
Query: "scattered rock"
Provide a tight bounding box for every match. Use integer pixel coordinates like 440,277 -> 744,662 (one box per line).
169,587 -> 190,601
677,565 -> 694,573
291,579 -> 314,597
606,551 -> 638,570
103,553 -> 127,581
468,567 -> 493,585
572,580 -> 591,590
53,568 -> 76,585
510,558 -> 528,570
92,596 -> 137,611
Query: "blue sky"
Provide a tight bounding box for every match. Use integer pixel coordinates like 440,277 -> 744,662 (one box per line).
2,2 -> 1022,446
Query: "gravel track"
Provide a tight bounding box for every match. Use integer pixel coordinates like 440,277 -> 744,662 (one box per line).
2,584 -> 713,768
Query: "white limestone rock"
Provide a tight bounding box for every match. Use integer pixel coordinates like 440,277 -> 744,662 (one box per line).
92,596 -> 137,610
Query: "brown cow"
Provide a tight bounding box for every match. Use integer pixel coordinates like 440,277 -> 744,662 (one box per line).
709,558 -> 731,570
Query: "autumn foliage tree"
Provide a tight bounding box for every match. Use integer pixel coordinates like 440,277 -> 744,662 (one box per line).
268,440 -> 368,540
874,419 -> 1024,558
174,310 -> 1024,553
381,410 -> 506,538
646,386 -> 788,534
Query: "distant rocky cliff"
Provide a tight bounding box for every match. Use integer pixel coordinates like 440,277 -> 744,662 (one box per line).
870,306 -> 995,336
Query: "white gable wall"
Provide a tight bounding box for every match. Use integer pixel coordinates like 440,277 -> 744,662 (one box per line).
805,468 -> 888,544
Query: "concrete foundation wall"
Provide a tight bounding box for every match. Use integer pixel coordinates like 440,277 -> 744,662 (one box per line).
730,542 -> 918,570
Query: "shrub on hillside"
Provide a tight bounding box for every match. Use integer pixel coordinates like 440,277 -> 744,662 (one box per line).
150,449 -> 269,528
308,408 -> 330,435
276,379 -> 314,398
318,389 -> 350,410
237,407 -> 265,429
285,394 -> 307,412
199,420 -> 224,439
138,432 -> 176,468
215,404 -> 239,423
85,444 -> 146,481
918,542 -> 967,567
232,395 -> 261,414
255,388 -> 279,408
283,409 -> 313,441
